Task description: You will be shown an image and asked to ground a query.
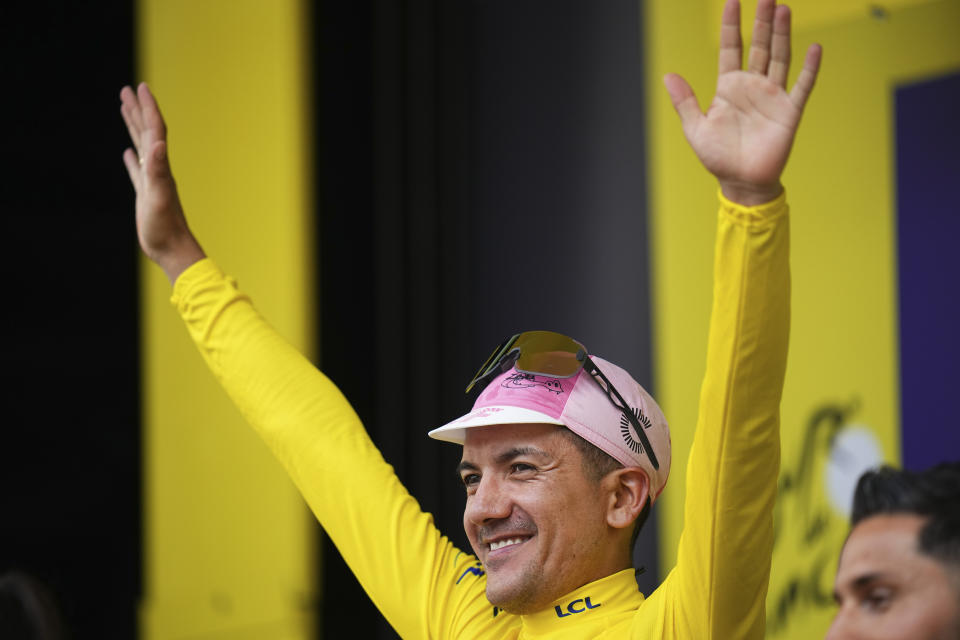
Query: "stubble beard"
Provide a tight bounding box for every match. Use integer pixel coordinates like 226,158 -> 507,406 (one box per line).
485,556 -> 547,614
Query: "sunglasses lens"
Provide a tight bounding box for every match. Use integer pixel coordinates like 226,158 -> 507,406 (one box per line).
466,334 -> 519,393
513,331 -> 585,378
466,331 -> 587,395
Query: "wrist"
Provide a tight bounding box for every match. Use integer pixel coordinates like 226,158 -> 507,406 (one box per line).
156,235 -> 206,285
719,180 -> 784,207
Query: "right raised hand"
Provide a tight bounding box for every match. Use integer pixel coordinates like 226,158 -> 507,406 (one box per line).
663,0 -> 821,206
120,83 -> 205,283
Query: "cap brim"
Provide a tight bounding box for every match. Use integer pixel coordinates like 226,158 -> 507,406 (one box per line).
428,405 -> 565,444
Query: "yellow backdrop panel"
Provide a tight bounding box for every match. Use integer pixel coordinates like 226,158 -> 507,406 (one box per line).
709,0 -> 941,39
644,0 -> 960,638
138,1 -> 316,638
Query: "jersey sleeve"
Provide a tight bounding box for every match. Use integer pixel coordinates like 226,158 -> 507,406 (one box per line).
170,260 -> 495,638
637,191 -> 790,638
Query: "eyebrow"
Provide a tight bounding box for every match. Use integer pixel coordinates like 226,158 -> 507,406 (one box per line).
852,572 -> 886,592
456,461 -> 478,476
834,572 -> 886,602
456,446 -> 553,476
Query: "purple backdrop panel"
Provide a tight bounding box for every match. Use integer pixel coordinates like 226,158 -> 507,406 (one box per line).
895,71 -> 960,471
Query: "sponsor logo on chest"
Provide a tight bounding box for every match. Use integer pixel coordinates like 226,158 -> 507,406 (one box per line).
554,596 -> 601,618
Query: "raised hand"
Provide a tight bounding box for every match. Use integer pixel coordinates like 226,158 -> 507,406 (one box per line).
664,0 -> 822,205
120,83 -> 204,283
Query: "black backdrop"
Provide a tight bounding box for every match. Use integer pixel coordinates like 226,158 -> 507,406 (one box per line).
315,1 -> 658,637
1,1 -> 140,637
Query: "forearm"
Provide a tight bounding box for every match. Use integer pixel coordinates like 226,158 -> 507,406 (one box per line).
170,259 -> 415,550
673,190 -> 790,637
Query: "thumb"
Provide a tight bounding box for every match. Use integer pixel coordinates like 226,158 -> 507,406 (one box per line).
663,73 -> 702,129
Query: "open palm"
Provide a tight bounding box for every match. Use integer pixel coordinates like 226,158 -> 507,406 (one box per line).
665,0 -> 821,205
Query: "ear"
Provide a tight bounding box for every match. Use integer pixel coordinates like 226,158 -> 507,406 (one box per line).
603,468 -> 650,531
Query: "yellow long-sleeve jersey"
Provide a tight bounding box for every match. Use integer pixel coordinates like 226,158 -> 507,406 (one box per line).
171,191 -> 790,638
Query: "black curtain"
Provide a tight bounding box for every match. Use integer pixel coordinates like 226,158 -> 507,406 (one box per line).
315,1 -> 657,636
1,1 -> 140,637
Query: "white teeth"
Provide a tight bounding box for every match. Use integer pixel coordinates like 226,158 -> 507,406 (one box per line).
489,538 -> 525,551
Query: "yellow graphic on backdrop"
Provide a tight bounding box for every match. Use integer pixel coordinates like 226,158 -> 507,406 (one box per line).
767,402 -> 884,637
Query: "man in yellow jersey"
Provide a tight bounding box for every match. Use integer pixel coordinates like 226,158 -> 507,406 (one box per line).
120,0 -> 820,636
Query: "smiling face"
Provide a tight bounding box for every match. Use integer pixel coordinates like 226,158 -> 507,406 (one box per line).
827,514 -> 960,640
459,423 -> 623,613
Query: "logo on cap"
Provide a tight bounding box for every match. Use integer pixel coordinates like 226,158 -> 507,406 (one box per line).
620,407 -> 653,456
501,372 -> 564,395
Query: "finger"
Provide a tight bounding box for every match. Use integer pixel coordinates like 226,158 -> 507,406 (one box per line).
789,43 -> 822,111
663,73 -> 703,131
119,86 -> 144,155
718,0 -> 742,75
137,82 -> 167,144
746,0 -> 776,75
143,140 -> 170,182
768,5 -> 791,88
122,147 -> 142,192
122,85 -> 147,153
120,102 -> 142,156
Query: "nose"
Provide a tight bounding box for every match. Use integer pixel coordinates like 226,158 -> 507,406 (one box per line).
824,610 -> 855,640
464,475 -> 512,526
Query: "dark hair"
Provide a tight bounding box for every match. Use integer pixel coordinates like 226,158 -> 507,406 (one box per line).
851,462 -> 960,569
558,427 -> 652,547
0,572 -> 65,640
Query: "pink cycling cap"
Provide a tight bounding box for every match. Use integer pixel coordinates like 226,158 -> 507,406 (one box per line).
428,356 -> 671,501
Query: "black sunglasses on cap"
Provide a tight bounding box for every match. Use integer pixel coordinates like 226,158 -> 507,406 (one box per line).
466,331 -> 659,470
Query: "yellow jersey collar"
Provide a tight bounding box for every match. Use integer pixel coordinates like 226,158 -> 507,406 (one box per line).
520,569 -> 645,635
